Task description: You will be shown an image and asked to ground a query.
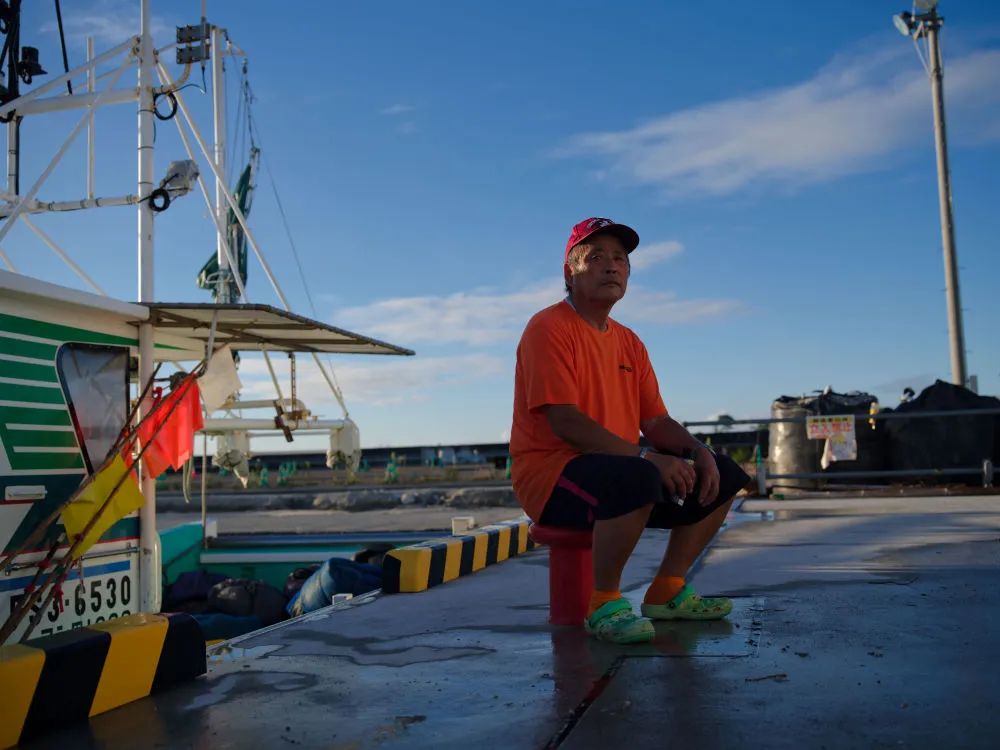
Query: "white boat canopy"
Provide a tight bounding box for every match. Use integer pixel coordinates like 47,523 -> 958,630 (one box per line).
145,303 -> 413,356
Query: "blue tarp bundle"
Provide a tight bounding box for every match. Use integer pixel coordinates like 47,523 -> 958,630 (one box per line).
286,558 -> 382,617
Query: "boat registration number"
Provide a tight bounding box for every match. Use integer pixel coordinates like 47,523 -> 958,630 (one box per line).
3,557 -> 138,639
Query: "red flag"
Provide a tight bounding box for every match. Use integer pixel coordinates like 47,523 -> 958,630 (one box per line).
135,377 -> 204,479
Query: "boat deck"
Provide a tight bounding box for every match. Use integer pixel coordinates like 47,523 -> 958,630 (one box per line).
26,494 -> 1000,749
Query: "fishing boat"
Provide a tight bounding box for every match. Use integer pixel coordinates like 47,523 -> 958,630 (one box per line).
0,0 -> 415,645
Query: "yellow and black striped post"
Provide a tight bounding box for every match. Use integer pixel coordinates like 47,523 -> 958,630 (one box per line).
382,519 -> 536,594
0,612 -> 205,748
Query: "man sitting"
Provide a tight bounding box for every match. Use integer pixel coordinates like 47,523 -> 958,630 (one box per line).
510,217 -> 749,644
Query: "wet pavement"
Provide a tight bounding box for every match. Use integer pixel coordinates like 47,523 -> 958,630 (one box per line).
26,495 -> 1000,749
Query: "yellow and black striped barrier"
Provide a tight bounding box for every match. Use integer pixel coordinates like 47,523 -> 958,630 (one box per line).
382,518 -> 536,594
0,612 -> 205,748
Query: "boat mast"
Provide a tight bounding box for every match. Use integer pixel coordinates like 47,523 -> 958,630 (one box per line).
211,22 -> 232,303
137,0 -> 160,614
5,0 -> 22,198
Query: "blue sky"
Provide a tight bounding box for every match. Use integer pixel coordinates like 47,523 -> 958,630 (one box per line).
8,0 -> 1000,449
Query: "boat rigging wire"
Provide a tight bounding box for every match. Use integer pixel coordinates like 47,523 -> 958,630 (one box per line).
263,156 -> 349,415
54,0 -> 72,94
162,66 -> 295,414
232,66 -> 349,416
159,52 -> 351,418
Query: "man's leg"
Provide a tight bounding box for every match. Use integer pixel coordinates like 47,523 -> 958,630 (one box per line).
585,502 -> 657,643
644,451 -> 749,613
641,497 -> 735,620
541,455 -> 662,643
657,497 -> 734,579
592,503 -> 654,591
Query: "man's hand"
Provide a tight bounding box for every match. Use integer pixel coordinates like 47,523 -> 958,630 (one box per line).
693,448 -> 720,507
645,452 -> 696,500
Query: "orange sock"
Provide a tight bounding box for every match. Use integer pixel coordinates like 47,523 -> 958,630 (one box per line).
587,589 -> 622,617
644,575 -> 685,605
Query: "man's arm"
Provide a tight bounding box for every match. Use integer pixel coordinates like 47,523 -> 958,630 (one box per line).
639,414 -> 701,455
546,405 -> 696,498
546,404 -> 640,456
640,415 -> 720,506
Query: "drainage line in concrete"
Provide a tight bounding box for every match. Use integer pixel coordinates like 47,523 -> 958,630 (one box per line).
542,656 -> 625,749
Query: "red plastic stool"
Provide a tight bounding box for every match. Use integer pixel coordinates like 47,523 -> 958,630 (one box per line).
528,524 -> 594,626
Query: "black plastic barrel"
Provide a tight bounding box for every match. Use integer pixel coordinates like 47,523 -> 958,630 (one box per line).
769,390 -> 885,489
769,397 -> 822,489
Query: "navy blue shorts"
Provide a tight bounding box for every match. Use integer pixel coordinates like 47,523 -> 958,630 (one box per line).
539,452 -> 750,530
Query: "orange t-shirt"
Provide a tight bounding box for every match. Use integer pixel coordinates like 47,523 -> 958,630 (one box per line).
509,300 -> 668,521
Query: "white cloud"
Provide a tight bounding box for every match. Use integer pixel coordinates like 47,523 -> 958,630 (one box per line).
336,282 -> 564,346
336,277 -> 739,346
40,2 -> 174,46
615,287 -> 741,324
381,103 -> 415,116
557,46 -> 1000,197
236,354 -> 506,407
631,240 -> 683,270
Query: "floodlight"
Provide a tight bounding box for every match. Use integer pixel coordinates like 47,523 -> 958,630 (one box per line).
893,12 -> 914,37
914,0 -> 939,11
160,160 -> 199,195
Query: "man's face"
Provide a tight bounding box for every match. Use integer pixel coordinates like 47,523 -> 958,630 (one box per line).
565,233 -> 630,305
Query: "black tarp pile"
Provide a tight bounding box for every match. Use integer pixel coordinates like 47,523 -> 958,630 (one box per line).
881,380 -> 1000,480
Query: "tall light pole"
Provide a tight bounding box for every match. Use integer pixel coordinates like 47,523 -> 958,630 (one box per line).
893,0 -> 967,387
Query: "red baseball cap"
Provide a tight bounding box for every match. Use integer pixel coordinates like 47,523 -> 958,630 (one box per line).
564,217 -> 640,263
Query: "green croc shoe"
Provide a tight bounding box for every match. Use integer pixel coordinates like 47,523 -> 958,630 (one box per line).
584,598 -> 655,644
641,585 -> 733,621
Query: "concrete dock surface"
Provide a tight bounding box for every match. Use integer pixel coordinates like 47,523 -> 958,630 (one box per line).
29,494 -> 1000,749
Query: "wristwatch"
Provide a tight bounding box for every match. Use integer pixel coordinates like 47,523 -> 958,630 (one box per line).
637,446 -> 650,460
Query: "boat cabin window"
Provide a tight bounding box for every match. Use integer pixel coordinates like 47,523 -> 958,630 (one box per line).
56,344 -> 129,473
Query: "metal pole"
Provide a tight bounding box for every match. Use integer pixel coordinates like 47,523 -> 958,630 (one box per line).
200,432 -> 208,549
137,0 -> 160,615
0,59 -> 132,248
0,194 -> 139,218
6,0 -> 19,197
20,214 -> 106,294
926,13 -> 967,387
6,118 -> 18,196
0,37 -> 137,121
0,246 -> 17,271
87,37 -> 95,200
158,70 -> 247,301
159,65 -> 289,307
211,24 -> 231,303
756,463 -> 767,497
